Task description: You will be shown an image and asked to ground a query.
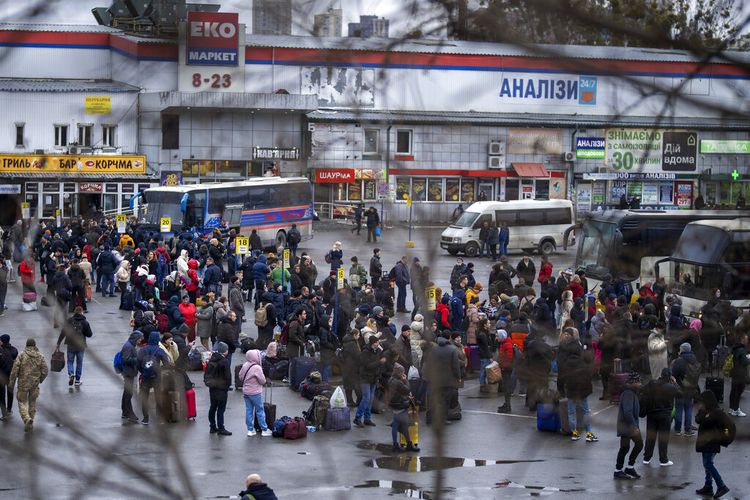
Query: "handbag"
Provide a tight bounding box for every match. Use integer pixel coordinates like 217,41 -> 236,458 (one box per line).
50,348 -> 65,372
85,281 -> 92,300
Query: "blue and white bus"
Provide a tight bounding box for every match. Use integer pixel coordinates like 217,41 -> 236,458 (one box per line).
134,177 -> 313,248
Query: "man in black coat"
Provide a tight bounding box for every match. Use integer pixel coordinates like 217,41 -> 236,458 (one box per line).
641,368 -> 680,466
423,332 -> 461,424
0,334 -> 18,420
369,248 -> 382,288
204,341 -> 232,435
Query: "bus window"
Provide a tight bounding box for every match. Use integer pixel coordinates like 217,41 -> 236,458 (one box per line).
186,191 -> 206,228
473,214 -> 492,229
547,209 -> 572,225
248,186 -> 270,209
208,190 -> 227,215
495,210 -> 518,227
520,209 -> 545,226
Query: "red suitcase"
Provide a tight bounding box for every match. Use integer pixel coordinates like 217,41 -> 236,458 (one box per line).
185,388 -> 197,420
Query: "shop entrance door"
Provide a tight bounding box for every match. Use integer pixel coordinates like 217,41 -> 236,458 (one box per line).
521,179 -> 534,199
478,182 -> 494,202
77,193 -> 101,218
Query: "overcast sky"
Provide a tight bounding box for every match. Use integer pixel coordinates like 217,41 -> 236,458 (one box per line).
0,0 -> 453,38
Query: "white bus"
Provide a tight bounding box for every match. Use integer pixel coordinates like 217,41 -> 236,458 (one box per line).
133,177 -> 314,248
655,218 -> 750,316
440,199 -> 574,257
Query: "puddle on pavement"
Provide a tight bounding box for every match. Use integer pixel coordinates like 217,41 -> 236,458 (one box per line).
496,480 -> 585,496
354,480 -> 454,499
370,456 -> 543,472
357,440 -> 405,454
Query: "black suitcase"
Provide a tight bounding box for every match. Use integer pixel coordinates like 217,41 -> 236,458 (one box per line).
706,341 -> 726,404
120,290 -> 134,311
254,385 -> 276,432
705,376 -> 724,404
234,365 -> 244,390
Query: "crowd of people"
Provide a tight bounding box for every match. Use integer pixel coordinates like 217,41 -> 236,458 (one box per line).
0,216 -> 747,498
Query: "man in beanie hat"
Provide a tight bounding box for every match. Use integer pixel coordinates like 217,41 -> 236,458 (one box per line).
8,338 -> 48,432
641,368 -> 680,467
204,341 -> 232,435
0,334 -> 18,420
388,363 -> 419,452
354,336 -> 385,428
614,372 -> 643,480
671,342 -> 701,436
391,325 -> 413,373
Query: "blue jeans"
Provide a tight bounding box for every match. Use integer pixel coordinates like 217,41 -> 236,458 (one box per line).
356,383 -> 376,421
101,273 -> 115,295
478,358 -> 490,385
500,240 -> 508,256
674,396 -> 693,432
244,393 -> 268,431
320,364 -> 331,383
702,452 -> 725,488
67,350 -> 84,381
567,397 -> 591,433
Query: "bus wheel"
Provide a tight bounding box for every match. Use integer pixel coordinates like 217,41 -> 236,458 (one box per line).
539,240 -> 556,256
275,230 -> 287,250
447,248 -> 459,256
464,242 -> 479,257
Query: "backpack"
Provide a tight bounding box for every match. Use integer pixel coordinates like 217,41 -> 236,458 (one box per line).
203,358 -> 221,389
156,313 -> 169,333
722,353 -> 734,378
140,349 -> 159,380
113,351 -> 124,374
388,266 -> 397,281
280,322 -> 290,345
349,273 -> 361,289
157,252 -> 167,269
303,395 -> 330,427
254,303 -> 269,328
682,359 -> 701,392
449,295 -> 463,321
720,413 -> 737,447
324,251 -> 332,264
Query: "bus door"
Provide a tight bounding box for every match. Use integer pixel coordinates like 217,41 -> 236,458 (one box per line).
223,203 -> 243,230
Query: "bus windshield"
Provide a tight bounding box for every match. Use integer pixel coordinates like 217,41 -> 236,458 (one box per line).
139,192 -> 185,227
577,220 -> 616,276
454,211 -> 480,227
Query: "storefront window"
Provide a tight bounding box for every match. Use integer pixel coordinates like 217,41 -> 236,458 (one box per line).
705,183 -> 718,205
505,179 -> 519,201
536,179 -> 550,199
25,194 -> 38,218
428,178 -> 443,201
121,195 -> 131,211
731,183 -> 743,205
412,178 -> 426,201
461,179 -> 475,202
445,179 -> 460,202
336,184 -> 347,201
659,182 -> 674,204
103,194 -> 118,212
396,177 -> 410,200
42,194 -> 59,218
363,180 -> 376,200
348,181 -> 362,201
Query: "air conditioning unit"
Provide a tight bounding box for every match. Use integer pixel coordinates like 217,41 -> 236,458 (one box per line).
489,141 -> 505,156
563,151 -> 575,162
488,156 -> 505,169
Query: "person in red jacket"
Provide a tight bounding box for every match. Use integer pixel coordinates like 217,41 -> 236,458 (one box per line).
496,328 -> 514,413
186,259 -> 200,303
537,255 -> 553,285
569,275 -> 585,300
19,254 -> 36,304
178,295 -> 198,343
435,295 -> 451,332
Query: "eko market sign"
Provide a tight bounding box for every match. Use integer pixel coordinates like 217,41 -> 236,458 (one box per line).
605,129 -> 697,173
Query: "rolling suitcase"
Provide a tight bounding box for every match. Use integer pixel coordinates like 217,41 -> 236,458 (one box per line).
609,358 -> 629,404
254,385 -> 277,432
706,345 -> 725,404
185,388 -> 197,420
120,289 -> 134,311
235,365 -> 244,390
323,407 -> 351,431
536,402 -> 561,432
289,356 -> 315,391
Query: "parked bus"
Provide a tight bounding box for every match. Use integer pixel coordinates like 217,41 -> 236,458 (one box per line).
571,210 -> 746,290
133,177 -> 313,248
655,218 -> 750,315
440,199 -> 574,257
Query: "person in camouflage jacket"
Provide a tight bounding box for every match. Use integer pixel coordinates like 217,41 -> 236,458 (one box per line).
8,338 -> 48,432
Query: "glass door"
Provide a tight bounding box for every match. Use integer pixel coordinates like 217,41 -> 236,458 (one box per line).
478,181 -> 493,202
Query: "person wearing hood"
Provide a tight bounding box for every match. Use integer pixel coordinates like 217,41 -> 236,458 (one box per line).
328,241 -> 344,271
212,297 -> 229,345
671,342 -> 701,436
648,322 -> 669,380
238,473 -> 278,500
176,248 -> 189,279
119,331 -> 143,424
228,275 -> 245,331
341,329 -> 362,407
56,306 -> 94,387
728,333 -> 750,417
694,390 -> 734,498
422,332 -> 461,424
8,338 -> 48,432
641,368 -> 680,467
196,293 -> 215,349
178,295 -> 198,343
204,341 -> 232,436
166,295 -> 185,332
252,254 -> 270,308
239,349 -> 273,437
66,258 -> 87,313
388,363 -> 419,452
0,334 -> 19,420
410,314 -> 425,367
216,310 -> 239,368
614,372 -> 643,480
435,295 -> 451,332
558,290 -> 574,331
558,327 -> 598,442
137,331 -> 172,425
186,259 -> 200,303
115,259 -> 131,297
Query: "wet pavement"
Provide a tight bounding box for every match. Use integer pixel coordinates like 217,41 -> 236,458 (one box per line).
0,223 -> 749,499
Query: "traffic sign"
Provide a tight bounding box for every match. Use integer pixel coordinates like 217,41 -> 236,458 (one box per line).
283,248 -> 291,269
160,217 -> 171,233
236,236 -> 249,255
21,202 -> 30,219
337,267 -> 345,290
116,214 -> 127,233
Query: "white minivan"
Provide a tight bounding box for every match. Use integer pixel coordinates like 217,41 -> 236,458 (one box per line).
440,199 -> 574,257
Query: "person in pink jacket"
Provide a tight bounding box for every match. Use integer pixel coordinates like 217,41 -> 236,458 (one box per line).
239,349 -> 272,437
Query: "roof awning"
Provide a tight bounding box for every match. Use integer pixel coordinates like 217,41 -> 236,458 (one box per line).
512,163 -> 549,177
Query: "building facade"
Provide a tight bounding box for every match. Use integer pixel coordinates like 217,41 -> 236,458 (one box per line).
347,15 -> 389,38
252,0 -> 292,35
0,19 -> 749,225
313,9 -> 342,38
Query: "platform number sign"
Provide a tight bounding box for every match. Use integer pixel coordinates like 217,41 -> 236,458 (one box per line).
160,217 -> 171,233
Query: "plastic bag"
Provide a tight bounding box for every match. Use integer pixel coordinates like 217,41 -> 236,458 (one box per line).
330,386 -> 347,409
485,361 -> 501,384
408,366 -> 420,380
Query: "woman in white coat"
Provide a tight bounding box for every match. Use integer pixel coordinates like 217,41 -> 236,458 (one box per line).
647,323 -> 669,380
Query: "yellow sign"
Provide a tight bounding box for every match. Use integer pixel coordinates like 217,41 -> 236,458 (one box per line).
21,202 -> 30,219
116,214 -> 127,233
283,248 -> 291,269
236,237 -> 249,255
85,96 -> 111,114
0,154 -> 146,174
337,267 -> 345,290
426,286 -> 437,311
160,217 -> 171,233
